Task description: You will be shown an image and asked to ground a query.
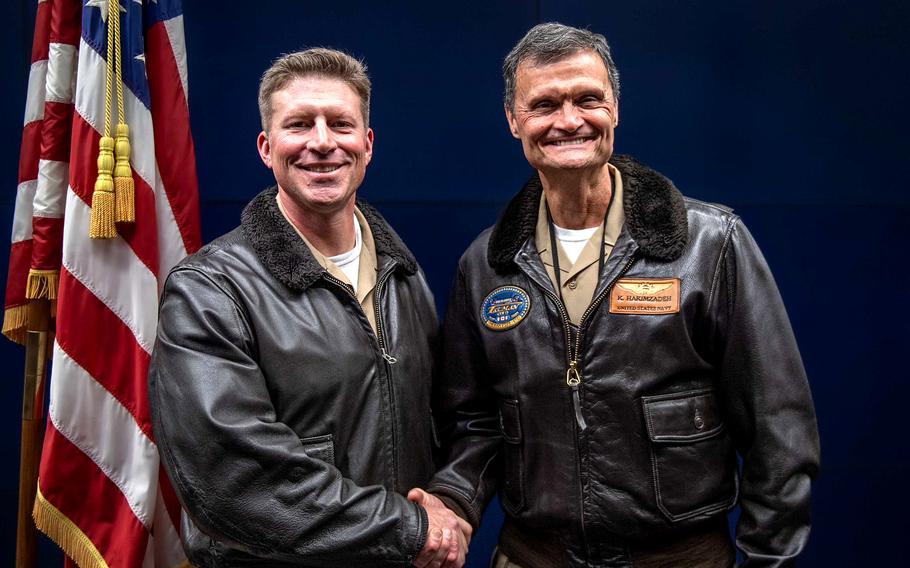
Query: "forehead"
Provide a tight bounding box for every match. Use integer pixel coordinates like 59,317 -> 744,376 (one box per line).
271,75 -> 363,116
515,50 -> 612,98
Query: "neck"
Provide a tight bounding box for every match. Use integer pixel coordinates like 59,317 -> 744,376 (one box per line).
539,165 -> 613,229
278,190 -> 357,256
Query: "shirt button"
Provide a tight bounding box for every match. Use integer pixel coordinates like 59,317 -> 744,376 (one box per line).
567,279 -> 578,290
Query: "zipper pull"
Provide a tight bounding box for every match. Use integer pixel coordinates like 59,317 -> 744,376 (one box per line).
381,348 -> 398,364
566,361 -> 587,431
566,360 -> 580,386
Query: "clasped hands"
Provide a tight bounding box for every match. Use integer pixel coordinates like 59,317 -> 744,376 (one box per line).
408,488 -> 473,568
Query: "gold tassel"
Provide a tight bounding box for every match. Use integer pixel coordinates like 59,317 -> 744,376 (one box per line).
2,304 -> 29,344
114,123 -> 134,223
90,136 -> 117,239
25,268 -> 60,300
34,486 -> 110,568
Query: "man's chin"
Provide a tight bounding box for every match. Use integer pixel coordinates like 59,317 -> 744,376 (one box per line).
538,159 -> 597,173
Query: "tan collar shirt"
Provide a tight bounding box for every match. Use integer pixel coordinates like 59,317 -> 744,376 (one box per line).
535,163 -> 626,324
277,197 -> 379,333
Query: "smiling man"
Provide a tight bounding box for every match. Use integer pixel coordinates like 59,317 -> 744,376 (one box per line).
428,23 -> 820,567
149,48 -> 469,567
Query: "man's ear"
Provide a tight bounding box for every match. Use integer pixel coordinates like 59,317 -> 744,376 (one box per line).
505,105 -> 520,139
363,128 -> 375,166
256,131 -> 272,169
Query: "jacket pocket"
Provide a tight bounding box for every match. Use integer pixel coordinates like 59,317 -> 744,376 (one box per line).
498,399 -> 525,514
300,434 -> 335,466
641,388 -> 738,522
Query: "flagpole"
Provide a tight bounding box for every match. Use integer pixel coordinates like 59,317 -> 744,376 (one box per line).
16,298 -> 50,568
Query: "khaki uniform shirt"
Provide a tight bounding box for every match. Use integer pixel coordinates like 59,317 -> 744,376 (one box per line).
277,197 -> 379,333
535,163 -> 626,324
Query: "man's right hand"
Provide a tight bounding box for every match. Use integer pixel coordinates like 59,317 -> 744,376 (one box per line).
408,488 -> 471,568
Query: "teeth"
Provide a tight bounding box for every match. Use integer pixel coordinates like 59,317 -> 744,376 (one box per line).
303,165 -> 341,173
551,137 -> 590,146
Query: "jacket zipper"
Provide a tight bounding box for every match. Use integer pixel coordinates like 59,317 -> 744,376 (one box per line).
324,267 -> 399,485
541,252 -> 638,432
373,269 -> 398,364
323,269 -> 396,360
535,251 -> 637,565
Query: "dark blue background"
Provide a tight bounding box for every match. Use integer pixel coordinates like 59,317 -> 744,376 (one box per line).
2,1 -> 908,565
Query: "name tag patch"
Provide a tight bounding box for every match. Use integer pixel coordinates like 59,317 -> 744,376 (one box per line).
481,286 -> 531,331
610,278 -> 680,315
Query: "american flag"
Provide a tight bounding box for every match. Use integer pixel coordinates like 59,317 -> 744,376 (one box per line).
5,0 -> 201,566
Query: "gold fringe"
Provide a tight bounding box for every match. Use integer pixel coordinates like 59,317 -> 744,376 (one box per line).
115,175 -> 135,223
90,136 -> 117,239
2,304 -> 28,344
33,485 -> 110,568
89,189 -> 117,239
114,123 -> 134,223
26,269 -> 60,300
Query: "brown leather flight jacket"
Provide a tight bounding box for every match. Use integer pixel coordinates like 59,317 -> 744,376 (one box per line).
149,188 -> 437,567
428,156 -> 820,567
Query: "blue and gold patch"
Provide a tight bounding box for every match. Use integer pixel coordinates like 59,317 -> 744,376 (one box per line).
481,286 -> 531,331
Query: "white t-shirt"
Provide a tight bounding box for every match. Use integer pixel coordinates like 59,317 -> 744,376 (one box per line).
326,215 -> 363,293
553,224 -> 598,265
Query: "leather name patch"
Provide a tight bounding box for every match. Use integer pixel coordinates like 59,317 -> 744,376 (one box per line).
609,278 -> 680,315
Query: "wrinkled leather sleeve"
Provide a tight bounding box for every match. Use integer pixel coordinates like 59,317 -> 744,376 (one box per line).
149,266 -> 426,566
712,220 -> 820,567
427,263 -> 501,528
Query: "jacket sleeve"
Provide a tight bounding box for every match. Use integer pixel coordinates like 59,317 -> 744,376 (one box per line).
148,266 -> 427,566
426,262 -> 502,528
713,219 -> 820,567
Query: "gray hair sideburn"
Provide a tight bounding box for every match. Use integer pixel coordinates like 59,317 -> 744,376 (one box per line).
258,47 -> 371,132
503,22 -> 621,111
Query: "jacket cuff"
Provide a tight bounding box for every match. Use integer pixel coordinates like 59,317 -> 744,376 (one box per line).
427,486 -> 481,530
409,500 -> 429,562
434,494 -> 471,524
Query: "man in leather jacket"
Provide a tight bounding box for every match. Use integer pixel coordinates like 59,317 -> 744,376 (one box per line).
427,23 -> 820,567
149,48 -> 470,567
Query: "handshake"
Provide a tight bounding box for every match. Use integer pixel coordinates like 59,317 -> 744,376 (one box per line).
408,488 -> 474,568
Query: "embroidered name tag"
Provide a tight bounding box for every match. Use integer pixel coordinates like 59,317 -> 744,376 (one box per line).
481,286 -> 531,331
610,278 -> 680,315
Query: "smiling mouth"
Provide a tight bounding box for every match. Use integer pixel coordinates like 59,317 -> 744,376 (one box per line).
299,164 -> 343,173
545,136 -> 594,147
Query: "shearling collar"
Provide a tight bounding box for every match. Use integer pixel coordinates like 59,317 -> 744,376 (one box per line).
240,187 -> 417,292
487,154 -> 689,272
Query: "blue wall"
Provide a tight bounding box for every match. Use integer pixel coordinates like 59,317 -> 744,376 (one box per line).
2,1 -> 908,565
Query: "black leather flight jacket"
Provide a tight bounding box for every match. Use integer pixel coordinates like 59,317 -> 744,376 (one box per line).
429,156 -> 820,567
149,188 -> 437,567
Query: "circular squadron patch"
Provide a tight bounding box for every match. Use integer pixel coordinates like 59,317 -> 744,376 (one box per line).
481,286 -> 531,331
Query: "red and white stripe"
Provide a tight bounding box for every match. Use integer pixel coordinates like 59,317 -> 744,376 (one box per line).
30,0 -> 201,566
4,0 -> 51,333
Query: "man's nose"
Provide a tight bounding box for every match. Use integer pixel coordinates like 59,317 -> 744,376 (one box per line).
308,119 -> 336,153
554,102 -> 584,132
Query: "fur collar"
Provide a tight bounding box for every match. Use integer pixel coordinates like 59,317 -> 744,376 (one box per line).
487,154 -> 689,272
240,187 -> 417,292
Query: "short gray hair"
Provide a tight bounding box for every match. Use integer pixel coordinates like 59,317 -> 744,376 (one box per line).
258,47 -> 371,132
503,22 -> 621,111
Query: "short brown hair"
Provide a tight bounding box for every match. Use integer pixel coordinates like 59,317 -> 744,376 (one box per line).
258,47 -> 371,132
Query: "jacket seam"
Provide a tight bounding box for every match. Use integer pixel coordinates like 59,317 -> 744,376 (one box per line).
168,266 -> 249,335
706,216 -> 738,311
